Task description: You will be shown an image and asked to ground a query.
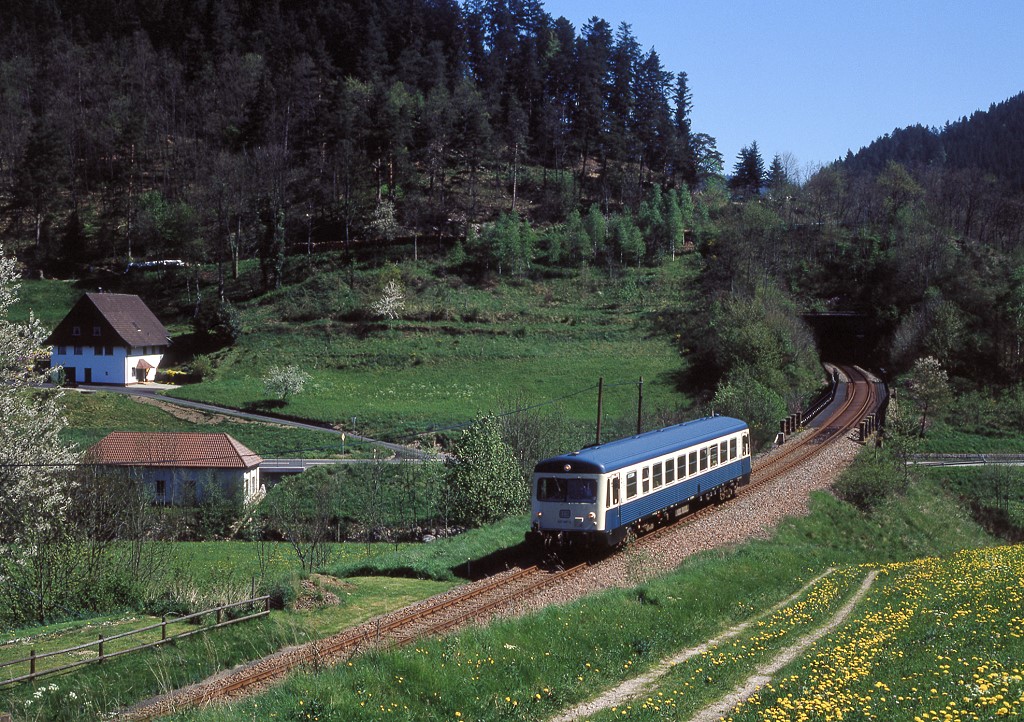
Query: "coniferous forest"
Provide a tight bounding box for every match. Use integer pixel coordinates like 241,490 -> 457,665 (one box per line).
0,0 -> 1023,391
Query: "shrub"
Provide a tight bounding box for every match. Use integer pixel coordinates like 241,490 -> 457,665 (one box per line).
833,450 -> 903,511
262,573 -> 301,610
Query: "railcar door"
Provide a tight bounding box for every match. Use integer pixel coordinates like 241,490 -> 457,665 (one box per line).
608,474 -> 621,530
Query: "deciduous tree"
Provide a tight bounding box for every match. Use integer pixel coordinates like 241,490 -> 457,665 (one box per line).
444,415 -> 524,527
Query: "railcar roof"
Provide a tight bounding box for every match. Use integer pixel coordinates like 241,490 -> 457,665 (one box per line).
534,416 -> 748,474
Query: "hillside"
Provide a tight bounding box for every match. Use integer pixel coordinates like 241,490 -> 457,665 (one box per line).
0,0 -> 708,276
841,91 -> 1024,188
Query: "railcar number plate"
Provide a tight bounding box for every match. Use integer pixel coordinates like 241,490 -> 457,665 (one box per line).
559,509 -> 570,519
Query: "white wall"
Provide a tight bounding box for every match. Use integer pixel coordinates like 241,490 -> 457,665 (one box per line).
50,345 -> 164,384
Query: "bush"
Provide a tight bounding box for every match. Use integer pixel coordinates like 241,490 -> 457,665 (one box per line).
833,450 -> 903,511
143,591 -> 194,618
261,573 -> 301,610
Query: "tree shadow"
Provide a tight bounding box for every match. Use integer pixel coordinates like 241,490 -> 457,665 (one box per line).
244,399 -> 287,412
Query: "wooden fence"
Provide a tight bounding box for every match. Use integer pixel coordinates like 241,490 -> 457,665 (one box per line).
0,596 -> 269,688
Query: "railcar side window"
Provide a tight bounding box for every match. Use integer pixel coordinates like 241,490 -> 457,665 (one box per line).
626,471 -> 638,498
611,476 -> 620,505
665,458 -> 675,484
677,455 -> 686,479
720,441 -> 728,461
710,445 -> 718,467
742,433 -> 749,456
699,448 -> 708,471
729,438 -> 737,459
688,451 -> 698,475
653,462 -> 663,488
642,467 -> 650,493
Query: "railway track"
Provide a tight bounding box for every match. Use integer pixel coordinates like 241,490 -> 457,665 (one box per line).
124,563 -> 590,719
122,365 -> 883,720
627,364 -> 881,550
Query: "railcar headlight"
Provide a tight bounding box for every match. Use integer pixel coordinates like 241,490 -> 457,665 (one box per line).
536,511 -> 543,517
587,512 -> 596,520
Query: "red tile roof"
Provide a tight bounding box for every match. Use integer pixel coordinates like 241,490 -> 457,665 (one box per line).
86,432 -> 262,469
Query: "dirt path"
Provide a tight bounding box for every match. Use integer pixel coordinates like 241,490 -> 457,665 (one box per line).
687,569 -> 877,722
548,567 -> 845,722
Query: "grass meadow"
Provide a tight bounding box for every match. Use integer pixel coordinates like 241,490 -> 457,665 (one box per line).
165,259 -> 700,441
57,390 -> 375,458
9,456 -> 974,722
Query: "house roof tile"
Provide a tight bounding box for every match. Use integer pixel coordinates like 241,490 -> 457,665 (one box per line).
85,432 -> 262,469
46,293 -> 169,348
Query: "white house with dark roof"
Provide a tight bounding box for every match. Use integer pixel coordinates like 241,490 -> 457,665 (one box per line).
85,432 -> 264,505
46,292 -> 170,385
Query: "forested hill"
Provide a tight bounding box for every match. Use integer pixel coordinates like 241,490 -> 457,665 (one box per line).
0,0 -> 716,270
841,92 -> 1024,187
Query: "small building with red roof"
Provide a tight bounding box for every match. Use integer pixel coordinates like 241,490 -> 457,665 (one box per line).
46,292 -> 170,385
85,432 -> 263,505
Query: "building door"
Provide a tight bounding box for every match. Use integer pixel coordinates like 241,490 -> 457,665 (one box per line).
84,368 -> 92,383
65,367 -> 76,384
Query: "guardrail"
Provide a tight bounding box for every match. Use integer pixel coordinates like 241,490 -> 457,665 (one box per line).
0,596 -> 270,688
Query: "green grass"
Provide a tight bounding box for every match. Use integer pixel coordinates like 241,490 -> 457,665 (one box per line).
325,515 -> 530,581
918,419 -> 1024,453
97,451 -> 989,722
7,278 -> 82,328
721,545 -> 1024,722
58,390 -> 379,458
165,261 -> 699,441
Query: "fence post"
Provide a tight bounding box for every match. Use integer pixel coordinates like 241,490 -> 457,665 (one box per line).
29,649 -> 36,678
216,606 -> 222,625
98,635 -> 104,663
162,615 -> 167,641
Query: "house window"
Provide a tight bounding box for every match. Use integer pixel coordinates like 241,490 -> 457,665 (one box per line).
56,345 -> 66,355
72,326 -> 81,336
93,326 -> 102,336
74,346 -> 83,355
155,479 -> 166,504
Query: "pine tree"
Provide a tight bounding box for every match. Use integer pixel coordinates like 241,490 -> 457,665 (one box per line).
729,141 -> 766,197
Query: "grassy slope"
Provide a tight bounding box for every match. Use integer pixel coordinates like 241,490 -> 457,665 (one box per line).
166,259 -> 700,440
58,390 -> 375,458
154,467 -> 994,722
0,448 -> 995,721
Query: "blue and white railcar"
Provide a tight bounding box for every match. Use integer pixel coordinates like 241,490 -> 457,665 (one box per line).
528,417 -> 751,548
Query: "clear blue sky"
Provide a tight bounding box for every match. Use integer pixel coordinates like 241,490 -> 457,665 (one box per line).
540,0 -> 1024,177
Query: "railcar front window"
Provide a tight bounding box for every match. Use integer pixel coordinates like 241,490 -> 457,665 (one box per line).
538,477 -> 597,502
743,434 -> 749,456
566,478 -> 597,503
537,477 -> 566,501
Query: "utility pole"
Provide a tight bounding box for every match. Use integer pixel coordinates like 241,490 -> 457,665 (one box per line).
595,377 -> 604,445
636,376 -> 644,435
